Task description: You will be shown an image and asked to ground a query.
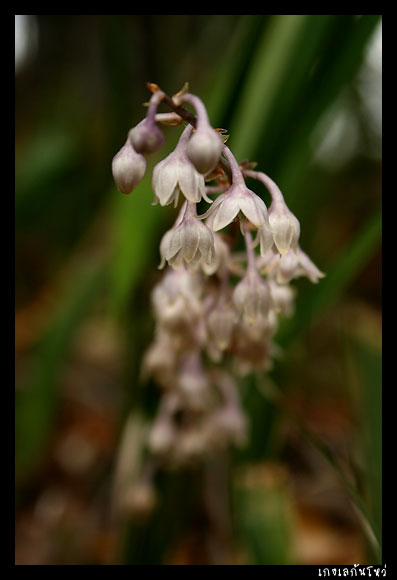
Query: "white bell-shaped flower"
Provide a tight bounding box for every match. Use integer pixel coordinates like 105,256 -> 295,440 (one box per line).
159,202 -> 215,270
243,169 -> 301,255
200,182 -> 269,231
268,199 -> 301,255
152,125 -> 213,207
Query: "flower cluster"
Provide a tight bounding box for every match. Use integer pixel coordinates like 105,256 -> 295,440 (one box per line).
112,84 -> 324,476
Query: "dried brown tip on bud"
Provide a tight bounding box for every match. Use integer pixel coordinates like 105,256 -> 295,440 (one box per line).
215,128 -> 230,144
147,82 -> 160,93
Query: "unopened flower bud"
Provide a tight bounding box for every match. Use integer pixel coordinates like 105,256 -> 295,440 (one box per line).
186,126 -> 223,174
112,139 -> 146,194
128,90 -> 166,154
172,91 -> 223,174
128,120 -> 165,155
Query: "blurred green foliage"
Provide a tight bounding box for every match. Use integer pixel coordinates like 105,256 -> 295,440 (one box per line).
15,15 -> 381,565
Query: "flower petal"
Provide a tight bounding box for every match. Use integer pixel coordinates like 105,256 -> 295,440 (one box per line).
196,221 -> 215,264
165,227 -> 183,260
212,196 -> 240,231
152,156 -> 179,205
238,190 -> 267,228
297,248 -> 325,283
180,220 -> 200,262
177,158 -> 204,203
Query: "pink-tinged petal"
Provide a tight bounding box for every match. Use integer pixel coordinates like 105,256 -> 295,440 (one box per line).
165,227 -> 183,260
187,251 -> 203,271
290,214 -> 301,250
168,249 -> 184,269
159,229 -> 174,268
276,250 -> 299,283
180,220 -> 200,262
258,225 -> 274,256
196,221 -> 215,264
198,193 -> 225,221
297,248 -> 325,283
177,159 -> 204,203
152,156 -> 179,205
269,212 -> 293,254
238,190 -> 267,228
212,196 -> 240,231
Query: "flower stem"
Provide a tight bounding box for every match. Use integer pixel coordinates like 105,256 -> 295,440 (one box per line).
222,146 -> 244,185
243,169 -> 285,204
173,93 -> 210,129
146,90 -> 165,124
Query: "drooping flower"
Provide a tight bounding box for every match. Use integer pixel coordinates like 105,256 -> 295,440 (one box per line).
128,91 -> 165,154
159,202 -> 215,270
244,169 -> 300,255
264,246 -> 325,284
268,201 -> 300,255
152,124 -> 213,206
201,184 -> 269,232
129,120 -> 165,155
200,146 -> 269,231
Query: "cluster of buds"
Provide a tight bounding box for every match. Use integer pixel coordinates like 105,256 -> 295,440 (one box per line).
112,84 -> 324,469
